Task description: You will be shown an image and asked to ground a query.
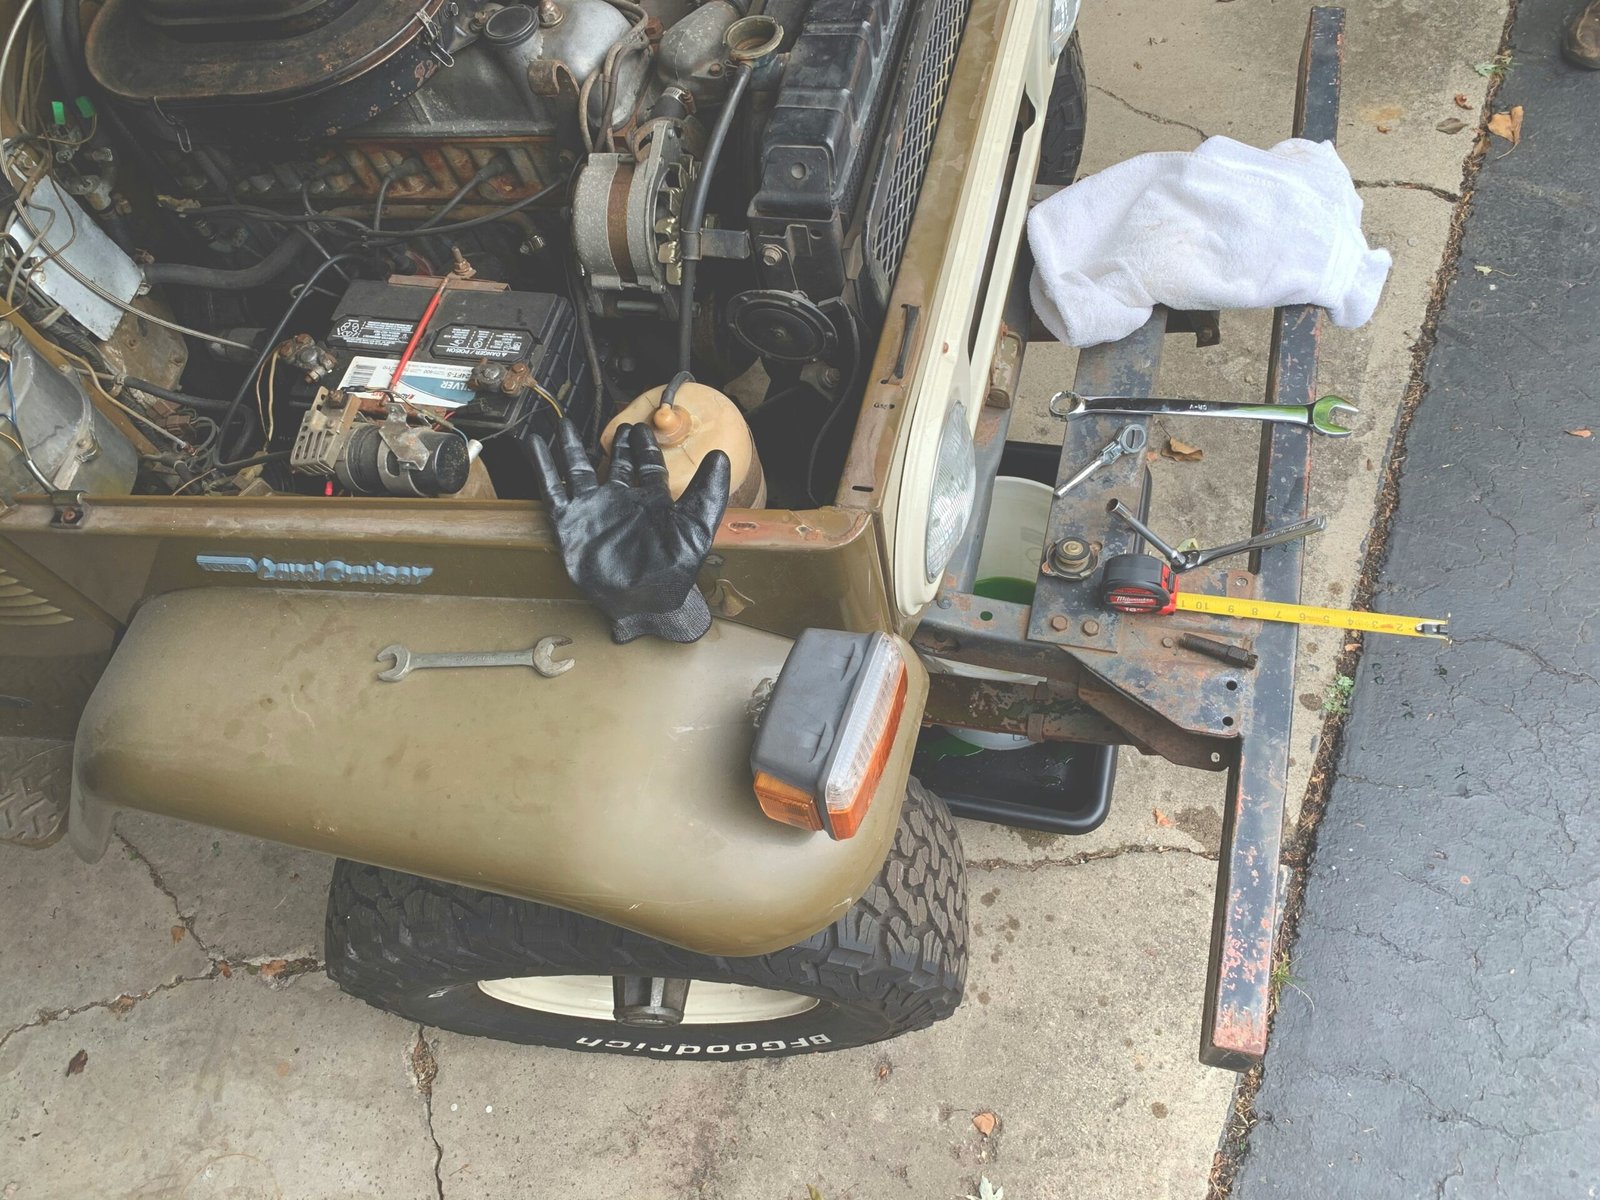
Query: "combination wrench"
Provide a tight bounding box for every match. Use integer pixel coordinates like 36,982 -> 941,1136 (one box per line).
1049,390 -> 1359,438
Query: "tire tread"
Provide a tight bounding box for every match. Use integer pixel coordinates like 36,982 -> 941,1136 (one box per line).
0,737 -> 71,848
326,780 -> 967,1053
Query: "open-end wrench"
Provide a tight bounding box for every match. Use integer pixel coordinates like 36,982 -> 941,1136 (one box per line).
376,636 -> 575,682
1049,390 -> 1359,438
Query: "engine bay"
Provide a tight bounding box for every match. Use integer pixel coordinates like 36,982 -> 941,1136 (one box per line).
0,0 -> 974,505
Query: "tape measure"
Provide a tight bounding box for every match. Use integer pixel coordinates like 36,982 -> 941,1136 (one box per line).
1100,554 -> 1450,641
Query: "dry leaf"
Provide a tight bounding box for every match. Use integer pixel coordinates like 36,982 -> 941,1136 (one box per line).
1454,93 -> 1472,109
1153,808 -> 1173,827
972,1111 -> 998,1137
1435,118 -> 1467,135
1344,642 -> 1361,651
877,1062 -> 892,1081
170,925 -> 186,943
258,959 -> 288,979
1375,122 -> 1393,134
807,1187 -> 825,1200
1162,437 -> 1203,462
109,993 -> 136,1014
1566,428 -> 1593,438
1460,875 -> 1471,885
1486,105 -> 1523,147
66,1049 -> 88,1077
217,960 -> 233,978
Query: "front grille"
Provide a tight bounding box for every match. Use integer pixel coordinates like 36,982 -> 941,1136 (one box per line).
0,571 -> 70,626
862,0 -> 974,309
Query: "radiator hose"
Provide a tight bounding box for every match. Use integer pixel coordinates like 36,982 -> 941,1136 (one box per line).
144,234 -> 307,290
676,14 -> 787,376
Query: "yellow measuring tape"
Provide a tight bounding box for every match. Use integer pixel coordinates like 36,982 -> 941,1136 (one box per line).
1175,592 -> 1451,641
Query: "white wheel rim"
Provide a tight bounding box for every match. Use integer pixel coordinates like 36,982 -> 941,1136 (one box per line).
477,975 -> 818,1024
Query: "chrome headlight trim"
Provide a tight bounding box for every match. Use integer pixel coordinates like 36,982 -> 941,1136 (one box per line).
1050,0 -> 1081,55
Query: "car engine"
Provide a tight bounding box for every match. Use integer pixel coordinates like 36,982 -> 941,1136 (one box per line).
0,0 -> 974,503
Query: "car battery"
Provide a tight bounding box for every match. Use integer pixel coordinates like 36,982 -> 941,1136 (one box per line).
322,279 -> 589,442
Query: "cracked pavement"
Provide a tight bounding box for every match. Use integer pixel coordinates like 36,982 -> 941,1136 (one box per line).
0,1 -> 1521,1197
1233,1 -> 1600,1195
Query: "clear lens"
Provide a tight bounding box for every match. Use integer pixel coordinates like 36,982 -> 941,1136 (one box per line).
1050,0 -> 1081,52
822,634 -> 905,816
924,400 -> 976,583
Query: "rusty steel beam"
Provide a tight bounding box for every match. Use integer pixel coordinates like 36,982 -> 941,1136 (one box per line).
921,673 -> 1134,748
913,591 -> 1236,770
1200,4 -> 1345,1072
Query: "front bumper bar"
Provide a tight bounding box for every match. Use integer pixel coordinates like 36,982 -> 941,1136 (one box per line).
914,7 -> 1347,1070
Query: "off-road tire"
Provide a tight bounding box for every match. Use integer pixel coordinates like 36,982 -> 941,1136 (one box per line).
1038,32 -> 1088,186
0,737 -> 71,848
326,780 -> 967,1059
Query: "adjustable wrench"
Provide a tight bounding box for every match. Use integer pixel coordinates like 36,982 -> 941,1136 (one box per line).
376,636 -> 575,682
1049,390 -> 1359,438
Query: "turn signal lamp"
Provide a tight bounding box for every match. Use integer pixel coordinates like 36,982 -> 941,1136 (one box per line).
751,631 -> 908,840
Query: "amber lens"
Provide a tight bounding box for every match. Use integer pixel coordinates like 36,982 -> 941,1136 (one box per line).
753,772 -> 824,832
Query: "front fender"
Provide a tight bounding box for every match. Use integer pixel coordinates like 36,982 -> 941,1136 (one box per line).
69,588 -> 927,956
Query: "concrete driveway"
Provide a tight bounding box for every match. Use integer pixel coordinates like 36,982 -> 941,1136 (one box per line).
0,1 -> 1511,1196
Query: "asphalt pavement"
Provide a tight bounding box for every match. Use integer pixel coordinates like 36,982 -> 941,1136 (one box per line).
1232,1 -> 1600,1195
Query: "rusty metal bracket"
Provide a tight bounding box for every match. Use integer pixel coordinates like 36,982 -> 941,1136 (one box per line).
922,673 -> 1133,749
49,491 -> 87,529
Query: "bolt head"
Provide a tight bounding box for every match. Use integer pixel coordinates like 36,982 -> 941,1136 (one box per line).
1161,637 -> 1174,648
1081,619 -> 1101,636
1049,615 -> 1069,632
761,244 -> 786,267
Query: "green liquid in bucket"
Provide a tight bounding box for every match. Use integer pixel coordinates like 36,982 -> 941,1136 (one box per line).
973,576 -> 1037,605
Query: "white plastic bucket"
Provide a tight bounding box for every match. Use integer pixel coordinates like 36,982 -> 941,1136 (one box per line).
943,476 -> 1054,751
975,475 -> 1054,589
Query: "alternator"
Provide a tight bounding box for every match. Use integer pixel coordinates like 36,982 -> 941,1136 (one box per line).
571,125 -> 693,318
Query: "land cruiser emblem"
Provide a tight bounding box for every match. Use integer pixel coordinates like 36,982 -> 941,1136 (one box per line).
195,555 -> 434,585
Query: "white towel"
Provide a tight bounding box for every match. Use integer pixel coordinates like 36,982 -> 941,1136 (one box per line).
1028,136 -> 1393,349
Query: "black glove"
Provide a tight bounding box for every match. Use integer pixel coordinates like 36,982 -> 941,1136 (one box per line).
531,419 -> 731,644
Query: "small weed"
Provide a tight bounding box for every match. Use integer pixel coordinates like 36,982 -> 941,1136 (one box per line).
1474,51 -> 1513,78
1321,674 -> 1356,716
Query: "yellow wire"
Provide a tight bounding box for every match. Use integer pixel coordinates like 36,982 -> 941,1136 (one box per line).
266,354 -> 279,444
254,356 -> 267,439
530,381 -> 564,420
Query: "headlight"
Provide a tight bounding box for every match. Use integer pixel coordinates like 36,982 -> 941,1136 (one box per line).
1050,0 -> 1081,55
924,400 -> 976,583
